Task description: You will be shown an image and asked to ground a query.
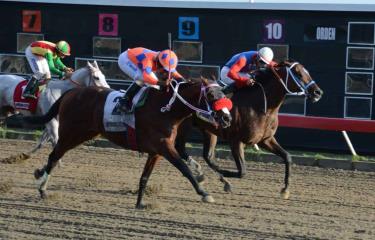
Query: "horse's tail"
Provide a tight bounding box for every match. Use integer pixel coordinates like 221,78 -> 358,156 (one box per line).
22,90 -> 69,125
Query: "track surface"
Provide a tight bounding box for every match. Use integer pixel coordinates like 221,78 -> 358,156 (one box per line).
0,139 -> 374,239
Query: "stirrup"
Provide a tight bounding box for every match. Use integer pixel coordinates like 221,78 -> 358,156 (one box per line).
23,93 -> 37,99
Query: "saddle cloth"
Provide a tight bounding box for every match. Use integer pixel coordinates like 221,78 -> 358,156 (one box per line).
13,80 -> 40,113
102,87 -> 147,132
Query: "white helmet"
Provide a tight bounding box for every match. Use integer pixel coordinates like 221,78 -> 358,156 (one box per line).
258,47 -> 274,64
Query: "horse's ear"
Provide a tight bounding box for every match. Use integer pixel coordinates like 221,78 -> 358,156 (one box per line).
87,61 -> 94,70
200,76 -> 209,85
93,61 -> 99,69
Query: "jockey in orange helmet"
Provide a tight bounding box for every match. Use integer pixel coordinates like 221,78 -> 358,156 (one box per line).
117,47 -> 185,113
23,40 -> 73,99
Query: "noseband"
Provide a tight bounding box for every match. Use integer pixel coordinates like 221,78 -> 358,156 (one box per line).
161,80 -> 219,119
270,62 -> 315,96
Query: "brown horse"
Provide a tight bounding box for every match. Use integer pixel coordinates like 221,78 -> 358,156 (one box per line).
21,78 -> 233,209
176,60 -> 323,199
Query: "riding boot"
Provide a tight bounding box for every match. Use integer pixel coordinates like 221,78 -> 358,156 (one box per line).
222,82 -> 237,95
23,75 -> 39,99
119,82 -> 142,113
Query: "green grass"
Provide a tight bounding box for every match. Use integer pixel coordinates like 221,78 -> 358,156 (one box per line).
0,127 -> 43,139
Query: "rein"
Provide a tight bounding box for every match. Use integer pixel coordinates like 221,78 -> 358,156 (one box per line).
254,81 -> 267,114
270,62 -> 313,96
160,80 -> 218,117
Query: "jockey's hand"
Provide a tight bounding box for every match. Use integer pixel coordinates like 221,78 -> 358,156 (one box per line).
63,71 -> 73,79
246,78 -> 255,86
64,67 -> 74,73
175,77 -> 187,82
157,80 -> 168,87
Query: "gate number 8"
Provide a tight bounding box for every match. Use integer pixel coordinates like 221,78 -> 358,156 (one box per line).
98,13 -> 118,36
102,17 -> 114,32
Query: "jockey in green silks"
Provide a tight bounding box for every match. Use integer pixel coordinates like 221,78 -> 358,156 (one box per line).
23,40 -> 74,99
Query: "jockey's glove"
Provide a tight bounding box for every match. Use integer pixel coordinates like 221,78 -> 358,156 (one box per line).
174,77 -> 187,82
157,80 -> 168,87
246,78 -> 255,86
63,71 -> 73,79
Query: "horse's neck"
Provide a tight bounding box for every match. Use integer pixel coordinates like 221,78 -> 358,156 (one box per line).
47,78 -> 76,92
261,69 -> 288,110
161,83 -> 202,121
70,67 -> 89,86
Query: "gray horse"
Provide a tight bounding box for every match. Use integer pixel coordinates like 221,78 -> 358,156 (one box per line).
0,61 -> 110,159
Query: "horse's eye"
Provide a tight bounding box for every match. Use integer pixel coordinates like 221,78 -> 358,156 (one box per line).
94,76 -> 99,80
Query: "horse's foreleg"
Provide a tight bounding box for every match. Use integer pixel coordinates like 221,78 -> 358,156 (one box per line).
136,154 -> 162,209
175,119 -> 204,181
258,137 -> 291,199
163,143 -> 214,204
29,129 -> 50,154
46,118 -> 59,147
45,119 -> 62,166
201,130 -> 233,191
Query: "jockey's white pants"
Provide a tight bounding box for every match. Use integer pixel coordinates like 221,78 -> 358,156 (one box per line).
25,46 -> 51,79
220,66 -> 250,85
118,50 -> 158,87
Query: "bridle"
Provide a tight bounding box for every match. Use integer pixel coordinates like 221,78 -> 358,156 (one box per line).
270,62 -> 316,96
161,79 -> 221,120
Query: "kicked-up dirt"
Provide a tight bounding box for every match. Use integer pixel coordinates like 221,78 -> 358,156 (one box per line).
0,139 -> 374,239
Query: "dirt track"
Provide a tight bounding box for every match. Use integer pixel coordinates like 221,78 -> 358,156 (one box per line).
0,139 -> 374,240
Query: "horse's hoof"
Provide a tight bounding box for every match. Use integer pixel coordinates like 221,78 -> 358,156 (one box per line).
281,189 -> 290,200
39,189 -> 47,199
196,174 -> 206,183
202,195 -> 215,203
135,203 -> 146,210
224,182 -> 232,193
34,169 -> 43,179
21,153 -> 30,160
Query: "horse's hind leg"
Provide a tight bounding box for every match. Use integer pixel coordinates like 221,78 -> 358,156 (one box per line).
258,137 -> 291,199
34,144 -> 65,199
34,129 -> 97,199
136,154 -> 162,209
230,140 -> 247,178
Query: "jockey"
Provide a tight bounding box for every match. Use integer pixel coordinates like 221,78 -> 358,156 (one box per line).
220,47 -> 276,91
23,40 -> 74,99
117,47 -> 185,113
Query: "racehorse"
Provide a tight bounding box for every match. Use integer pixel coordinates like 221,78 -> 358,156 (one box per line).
0,61 -> 109,159
20,78 -> 233,209
176,60 -> 323,199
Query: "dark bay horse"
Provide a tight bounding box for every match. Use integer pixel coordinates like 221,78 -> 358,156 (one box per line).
21,78 -> 233,209
176,61 -> 323,199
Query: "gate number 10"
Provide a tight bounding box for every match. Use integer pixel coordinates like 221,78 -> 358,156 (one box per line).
263,20 -> 284,42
